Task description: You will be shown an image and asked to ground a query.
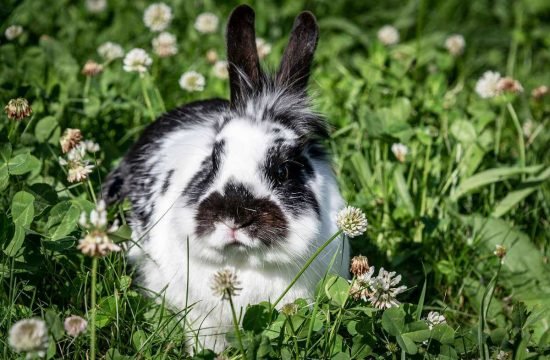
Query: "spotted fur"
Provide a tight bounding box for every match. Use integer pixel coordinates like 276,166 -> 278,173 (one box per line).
103,5 -> 349,353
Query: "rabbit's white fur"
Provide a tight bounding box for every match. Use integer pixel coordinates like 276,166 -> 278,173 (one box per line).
126,91 -> 348,351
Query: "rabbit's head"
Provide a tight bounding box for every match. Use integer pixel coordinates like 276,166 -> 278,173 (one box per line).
182,5 -> 338,266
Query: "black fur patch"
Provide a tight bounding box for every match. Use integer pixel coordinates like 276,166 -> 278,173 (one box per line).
195,182 -> 288,246
183,140 -> 225,205
263,144 -> 320,217
161,169 -> 175,195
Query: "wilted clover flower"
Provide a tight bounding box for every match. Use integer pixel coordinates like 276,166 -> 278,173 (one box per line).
206,49 -> 218,64
256,38 -> 272,59
97,41 -> 124,61
496,77 -> 523,95
281,303 -> 299,316
444,34 -> 465,56
194,12 -> 219,34
475,71 -> 502,98
143,3 -> 173,32
377,25 -> 399,45
496,350 -> 511,360
86,0 -> 107,13
81,60 -> 103,77
8,318 -> 49,358
350,255 -> 370,277
60,128 -> 83,153
210,267 -> 241,300
123,48 -> 152,74
59,144 -> 95,183
391,143 -> 408,163
494,244 -> 507,262
212,60 -> 229,79
531,85 -> 548,101
425,311 -> 446,330
78,200 -> 121,257
367,268 -> 407,309
152,32 -> 178,58
5,25 -> 23,40
179,71 -> 205,92
64,315 -> 88,337
336,206 -> 368,238
4,98 -> 32,120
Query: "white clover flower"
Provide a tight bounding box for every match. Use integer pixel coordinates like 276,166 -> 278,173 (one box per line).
179,71 -> 205,92
78,200 -> 121,257
123,48 -> 152,74
194,12 -> 219,34
377,25 -> 399,45
83,140 -> 100,153
367,268 -> 407,309
5,25 -> 23,40
256,37 -> 272,59
391,143 -> 408,163
496,350 -> 511,360
64,315 -> 88,337
445,34 -> 465,56
206,49 -> 218,64
67,163 -> 95,183
349,266 -> 375,300
494,244 -> 507,262
8,318 -> 49,358
59,144 -> 95,183
97,41 -> 124,61
212,60 -> 229,79
475,71 -> 502,99
143,3 -> 173,32
211,267 -> 241,300
336,206 -> 368,238
81,60 -> 103,77
531,85 -> 548,100
425,311 -> 446,330
522,119 -> 534,139
86,0 -> 107,13
152,32 -> 178,58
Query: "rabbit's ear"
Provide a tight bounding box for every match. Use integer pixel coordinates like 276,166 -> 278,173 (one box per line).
102,161 -> 129,205
276,11 -> 319,92
226,5 -> 261,106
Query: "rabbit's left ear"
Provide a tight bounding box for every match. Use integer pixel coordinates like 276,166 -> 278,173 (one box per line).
276,11 -> 319,92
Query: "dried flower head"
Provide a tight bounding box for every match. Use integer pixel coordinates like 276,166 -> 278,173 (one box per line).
494,244 -> 507,261
475,71 -> 502,99
194,12 -> 219,34
350,255 -> 370,277
496,77 -> 523,94
391,143 -> 408,163
336,206 -> 368,238
210,267 -> 241,300
5,98 -> 32,121
143,3 -> 173,32
531,85 -> 548,101
86,0 -> 107,13
81,60 -> 103,77
152,32 -> 178,58
179,71 -> 205,92
64,315 -> 88,337
97,42 -> 124,61
281,303 -> 299,316
60,128 -> 83,153
445,34 -> 465,56
123,48 -> 152,74
425,311 -> 446,330
78,200 -> 121,257
206,49 -> 218,64
5,25 -> 23,40
212,60 -> 229,79
256,38 -> 272,59
377,25 -> 399,45
367,268 -> 407,309
59,144 -> 95,183
8,318 -> 49,358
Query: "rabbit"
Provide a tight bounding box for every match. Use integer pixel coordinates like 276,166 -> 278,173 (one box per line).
103,4 -> 349,353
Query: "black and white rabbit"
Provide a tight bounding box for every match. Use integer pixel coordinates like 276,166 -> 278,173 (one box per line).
103,5 -> 349,352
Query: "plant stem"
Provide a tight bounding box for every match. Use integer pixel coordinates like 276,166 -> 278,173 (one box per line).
273,230 -> 342,308
506,103 -> 526,179
90,257 -> 98,360
227,293 -> 245,357
140,75 -> 156,121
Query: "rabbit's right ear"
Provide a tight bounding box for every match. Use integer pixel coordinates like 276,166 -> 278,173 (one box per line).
226,5 -> 261,106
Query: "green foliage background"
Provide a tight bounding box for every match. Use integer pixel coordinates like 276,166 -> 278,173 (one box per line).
0,0 -> 549,358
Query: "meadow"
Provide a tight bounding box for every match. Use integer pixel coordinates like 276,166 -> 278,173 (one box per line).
1,0 -> 549,358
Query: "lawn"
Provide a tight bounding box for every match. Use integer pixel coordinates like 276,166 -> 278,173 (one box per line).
1,0 -> 549,359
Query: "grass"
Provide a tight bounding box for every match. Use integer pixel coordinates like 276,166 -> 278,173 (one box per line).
1,0 -> 549,359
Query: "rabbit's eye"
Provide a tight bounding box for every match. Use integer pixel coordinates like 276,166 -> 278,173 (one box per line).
275,164 -> 290,184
